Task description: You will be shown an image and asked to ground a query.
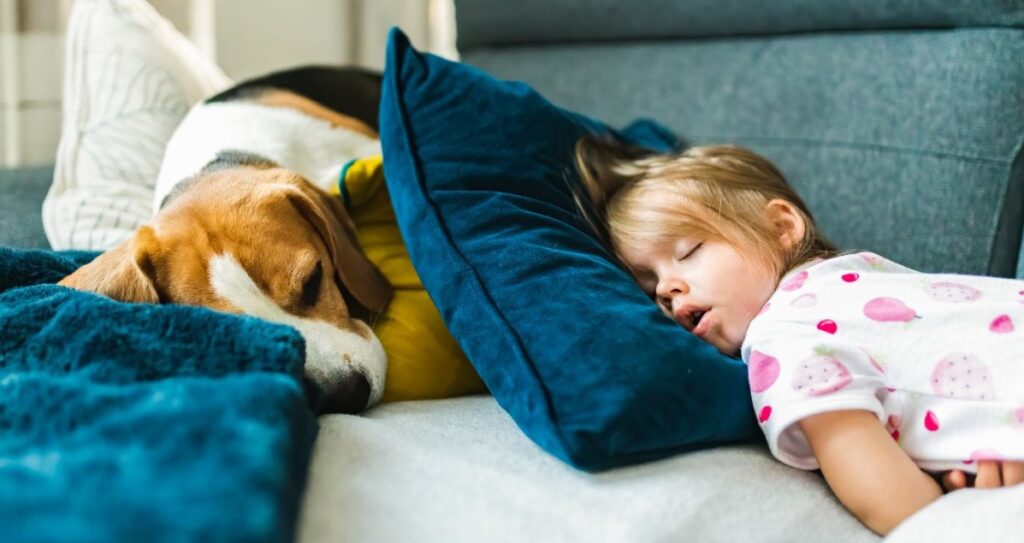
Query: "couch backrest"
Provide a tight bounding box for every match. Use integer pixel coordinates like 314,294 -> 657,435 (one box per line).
454,0 -> 1024,278
0,167 -> 52,249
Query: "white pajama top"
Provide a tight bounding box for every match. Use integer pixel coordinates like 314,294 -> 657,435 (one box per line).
741,252 -> 1024,472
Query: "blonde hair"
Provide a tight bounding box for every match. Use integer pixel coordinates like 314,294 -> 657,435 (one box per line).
574,135 -> 837,280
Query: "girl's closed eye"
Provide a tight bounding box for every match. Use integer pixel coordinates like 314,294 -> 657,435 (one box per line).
677,242 -> 703,261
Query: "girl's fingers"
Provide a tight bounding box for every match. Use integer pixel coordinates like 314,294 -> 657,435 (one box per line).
941,470 -> 968,492
1001,461 -> 1024,486
933,463 -> 1024,491
975,461 -> 1002,488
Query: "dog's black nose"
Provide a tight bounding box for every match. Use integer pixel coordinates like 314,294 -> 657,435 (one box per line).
317,372 -> 371,414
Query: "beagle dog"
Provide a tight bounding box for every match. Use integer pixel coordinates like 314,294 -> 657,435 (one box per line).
59,67 -> 393,414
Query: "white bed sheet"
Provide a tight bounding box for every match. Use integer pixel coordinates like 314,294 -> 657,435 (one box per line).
297,396 -> 886,543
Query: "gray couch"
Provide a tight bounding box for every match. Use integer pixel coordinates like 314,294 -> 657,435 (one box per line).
457,0 -> 1024,280
0,166 -> 51,249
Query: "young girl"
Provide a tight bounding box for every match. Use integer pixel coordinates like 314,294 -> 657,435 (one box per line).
574,136 -> 1024,535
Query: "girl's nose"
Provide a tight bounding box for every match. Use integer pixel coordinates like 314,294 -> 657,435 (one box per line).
655,277 -> 688,307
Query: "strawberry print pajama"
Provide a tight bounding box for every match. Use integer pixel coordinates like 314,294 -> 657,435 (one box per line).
741,252 -> 1024,472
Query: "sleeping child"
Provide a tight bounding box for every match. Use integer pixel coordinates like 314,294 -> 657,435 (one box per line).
573,135 -> 1024,535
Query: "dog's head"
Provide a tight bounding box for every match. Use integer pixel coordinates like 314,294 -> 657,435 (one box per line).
59,154 -> 392,413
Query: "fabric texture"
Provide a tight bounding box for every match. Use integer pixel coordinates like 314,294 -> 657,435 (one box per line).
300,395 -> 1024,543
744,252 -> 1024,472
455,0 -> 1024,48
336,155 -> 486,401
0,247 -> 316,542
459,29 -> 1024,278
44,0 -> 231,250
379,28 -> 760,470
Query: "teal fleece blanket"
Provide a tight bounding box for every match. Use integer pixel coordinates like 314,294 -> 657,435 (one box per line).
0,248 -> 318,542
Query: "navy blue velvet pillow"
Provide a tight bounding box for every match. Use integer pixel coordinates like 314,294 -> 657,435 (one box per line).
380,28 -> 760,470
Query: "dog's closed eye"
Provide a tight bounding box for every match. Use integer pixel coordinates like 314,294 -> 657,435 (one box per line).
301,261 -> 323,307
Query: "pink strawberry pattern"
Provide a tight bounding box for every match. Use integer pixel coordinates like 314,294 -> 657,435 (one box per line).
931,352 -> 995,400
969,448 -> 1002,462
750,253 -> 1023,469
790,293 -> 817,308
781,270 -> 809,291
989,314 -> 1014,333
1013,407 -> 1024,429
791,346 -> 852,396
863,297 -> 918,322
885,415 -> 901,441
926,281 -> 982,303
748,351 -> 781,393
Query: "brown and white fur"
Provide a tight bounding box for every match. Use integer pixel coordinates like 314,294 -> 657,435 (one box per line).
59,67 -> 392,414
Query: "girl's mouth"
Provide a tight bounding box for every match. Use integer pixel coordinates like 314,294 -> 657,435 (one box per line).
692,310 -> 710,337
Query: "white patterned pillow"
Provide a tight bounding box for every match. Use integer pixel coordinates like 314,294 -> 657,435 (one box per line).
44,0 -> 231,250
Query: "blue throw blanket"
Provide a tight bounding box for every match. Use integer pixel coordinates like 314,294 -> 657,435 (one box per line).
0,248 -> 317,543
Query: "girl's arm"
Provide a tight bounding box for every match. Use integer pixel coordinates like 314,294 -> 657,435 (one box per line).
798,409 -> 942,535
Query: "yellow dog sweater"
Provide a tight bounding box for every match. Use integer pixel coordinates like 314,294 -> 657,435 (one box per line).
335,156 -> 485,402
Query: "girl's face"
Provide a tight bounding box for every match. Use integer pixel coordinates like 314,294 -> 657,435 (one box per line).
617,235 -> 779,356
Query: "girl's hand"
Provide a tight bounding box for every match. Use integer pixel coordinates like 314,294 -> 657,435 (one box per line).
941,461 -> 1024,491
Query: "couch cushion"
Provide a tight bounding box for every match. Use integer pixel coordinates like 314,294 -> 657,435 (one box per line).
0,167 -> 53,249
459,29 -> 1024,278
455,0 -> 1024,48
379,28 -> 760,470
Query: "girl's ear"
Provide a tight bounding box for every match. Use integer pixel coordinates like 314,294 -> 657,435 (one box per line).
764,199 -> 806,251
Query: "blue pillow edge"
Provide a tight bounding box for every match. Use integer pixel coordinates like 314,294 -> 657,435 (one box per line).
381,28 -> 577,463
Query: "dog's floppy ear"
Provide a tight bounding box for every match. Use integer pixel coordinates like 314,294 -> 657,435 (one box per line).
284,183 -> 392,319
58,226 -> 161,304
